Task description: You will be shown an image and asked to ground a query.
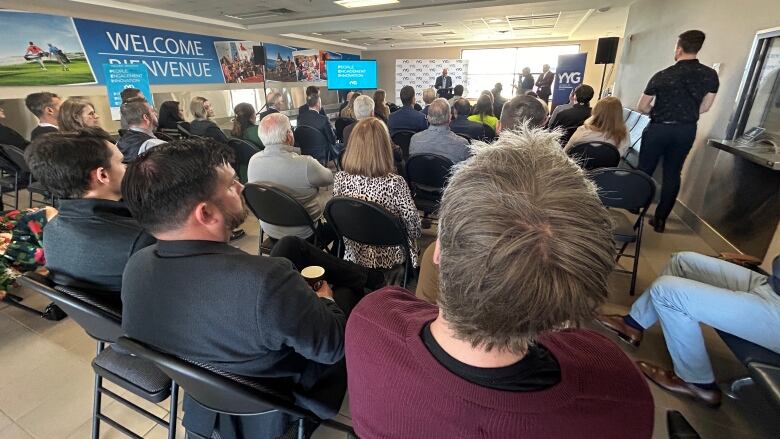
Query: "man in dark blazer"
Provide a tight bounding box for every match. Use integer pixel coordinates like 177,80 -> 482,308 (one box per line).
258,91 -> 283,121
297,94 -> 339,162
388,85 -> 428,136
25,92 -> 61,140
121,138 -> 379,439
548,84 -> 594,144
434,68 -> 452,97
535,64 -> 555,103
298,85 -> 327,117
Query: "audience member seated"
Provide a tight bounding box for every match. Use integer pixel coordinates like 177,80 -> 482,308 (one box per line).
121,138 -> 376,438
247,113 -> 333,242
338,91 -> 354,114
120,87 -> 143,104
598,252 -> 780,407
25,128 -> 155,293
416,94 -> 549,302
117,97 -> 159,163
339,92 -> 360,120
299,85 -> 327,117
491,83 -> 508,118
549,84 -> 594,144
343,95 -> 375,147
0,104 -> 28,149
297,93 -> 339,157
468,93 -> 498,132
372,89 -> 390,122
410,98 -> 470,164
258,91 -> 284,121
231,102 -> 262,148
449,98 -> 484,140
58,97 -> 101,132
565,96 -> 630,156
420,87 -> 436,116
448,84 -> 464,106
346,127 -> 654,438
157,101 -> 190,133
334,118 -> 421,269
189,96 -> 229,143
388,86 -> 427,135
25,92 -> 61,140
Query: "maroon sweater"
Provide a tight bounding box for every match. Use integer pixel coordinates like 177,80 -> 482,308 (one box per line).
346,287 -> 654,438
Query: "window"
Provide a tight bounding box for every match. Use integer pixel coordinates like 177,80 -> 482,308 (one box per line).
462,45 -> 580,98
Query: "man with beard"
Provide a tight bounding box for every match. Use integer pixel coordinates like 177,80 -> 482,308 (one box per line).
120,138 -> 378,438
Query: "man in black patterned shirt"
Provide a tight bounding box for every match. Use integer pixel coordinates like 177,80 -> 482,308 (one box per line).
636,30 -> 719,233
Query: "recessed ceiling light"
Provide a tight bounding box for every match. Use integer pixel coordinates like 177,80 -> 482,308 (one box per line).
487,18 -> 504,24
334,0 -> 399,8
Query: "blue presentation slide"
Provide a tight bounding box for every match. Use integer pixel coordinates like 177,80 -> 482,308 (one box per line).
326,60 -> 377,89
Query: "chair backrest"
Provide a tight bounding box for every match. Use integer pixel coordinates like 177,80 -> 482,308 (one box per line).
406,154 -> 454,190
294,125 -> 329,162
243,182 -> 317,233
17,272 -> 122,343
117,337 -> 309,417
227,138 -> 261,183
590,167 -> 656,211
177,123 -> 193,138
567,141 -> 621,171
154,131 -> 175,142
391,130 -> 416,160
324,197 -> 409,248
0,144 -> 21,174
455,132 -> 473,143
624,111 -> 641,131
334,118 -> 354,142
480,124 -> 497,142
0,144 -> 30,173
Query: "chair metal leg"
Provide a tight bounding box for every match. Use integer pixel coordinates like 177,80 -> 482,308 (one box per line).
296,418 -> 305,439
630,220 -> 645,296
92,341 -> 106,439
259,227 -> 264,256
167,382 -> 179,439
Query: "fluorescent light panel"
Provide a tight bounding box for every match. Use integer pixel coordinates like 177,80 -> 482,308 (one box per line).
334,0 -> 399,8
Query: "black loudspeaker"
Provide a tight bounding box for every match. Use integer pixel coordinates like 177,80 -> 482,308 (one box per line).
252,46 -> 266,65
595,37 -> 619,64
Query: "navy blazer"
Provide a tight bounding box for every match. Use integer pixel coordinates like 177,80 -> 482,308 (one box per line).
298,104 -> 327,117
297,108 -> 337,146
450,115 -> 485,140
388,106 -> 428,135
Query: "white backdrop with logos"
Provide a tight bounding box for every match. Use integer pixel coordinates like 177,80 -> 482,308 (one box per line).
394,58 -> 468,105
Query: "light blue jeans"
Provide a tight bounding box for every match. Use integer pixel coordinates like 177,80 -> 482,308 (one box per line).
629,252 -> 780,384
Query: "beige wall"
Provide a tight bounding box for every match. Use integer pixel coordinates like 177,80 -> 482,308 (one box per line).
613,0 -> 780,263
364,39 -> 621,105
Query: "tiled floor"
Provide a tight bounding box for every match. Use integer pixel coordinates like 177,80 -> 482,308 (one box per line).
1,194 -> 778,438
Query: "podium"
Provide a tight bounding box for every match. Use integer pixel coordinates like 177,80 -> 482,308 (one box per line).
437,87 -> 453,100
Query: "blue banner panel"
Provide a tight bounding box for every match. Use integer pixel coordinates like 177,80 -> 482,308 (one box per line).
552,53 -> 588,106
104,64 -> 153,119
73,18 -> 226,84
325,60 -> 377,90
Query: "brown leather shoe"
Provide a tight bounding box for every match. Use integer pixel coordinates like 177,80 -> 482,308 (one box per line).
596,314 -> 643,347
637,361 -> 722,407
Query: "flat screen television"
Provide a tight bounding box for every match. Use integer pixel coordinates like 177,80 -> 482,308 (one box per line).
325,59 -> 377,90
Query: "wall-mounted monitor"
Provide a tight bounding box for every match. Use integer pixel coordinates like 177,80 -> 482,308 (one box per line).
325,59 -> 377,90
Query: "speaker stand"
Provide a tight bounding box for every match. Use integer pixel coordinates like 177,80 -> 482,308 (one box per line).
599,63 -> 613,99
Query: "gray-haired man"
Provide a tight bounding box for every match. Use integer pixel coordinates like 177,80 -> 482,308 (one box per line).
409,98 -> 470,164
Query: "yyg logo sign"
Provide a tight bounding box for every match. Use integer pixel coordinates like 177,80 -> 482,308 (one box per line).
557,71 -> 582,84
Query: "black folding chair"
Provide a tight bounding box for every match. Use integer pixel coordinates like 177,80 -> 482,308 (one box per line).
0,144 -> 55,208
117,337 -> 356,439
324,197 -> 414,287
590,168 -> 656,295
334,118 -> 355,143
405,154 -> 454,223
0,145 -> 23,210
176,123 -> 193,138
243,182 -> 322,255
480,124 -> 497,142
567,141 -> 621,171
153,131 -> 175,142
18,273 -> 178,439
227,138 -> 261,184
295,125 -> 336,166
391,130 -> 416,160
455,132 -> 473,143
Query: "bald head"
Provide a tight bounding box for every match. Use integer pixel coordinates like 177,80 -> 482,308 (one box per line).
498,95 -> 549,132
258,112 -> 293,146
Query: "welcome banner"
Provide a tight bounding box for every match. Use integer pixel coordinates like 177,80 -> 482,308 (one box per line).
73,18 -> 227,84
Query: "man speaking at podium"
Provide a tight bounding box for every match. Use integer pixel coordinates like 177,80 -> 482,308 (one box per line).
435,68 -> 453,98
